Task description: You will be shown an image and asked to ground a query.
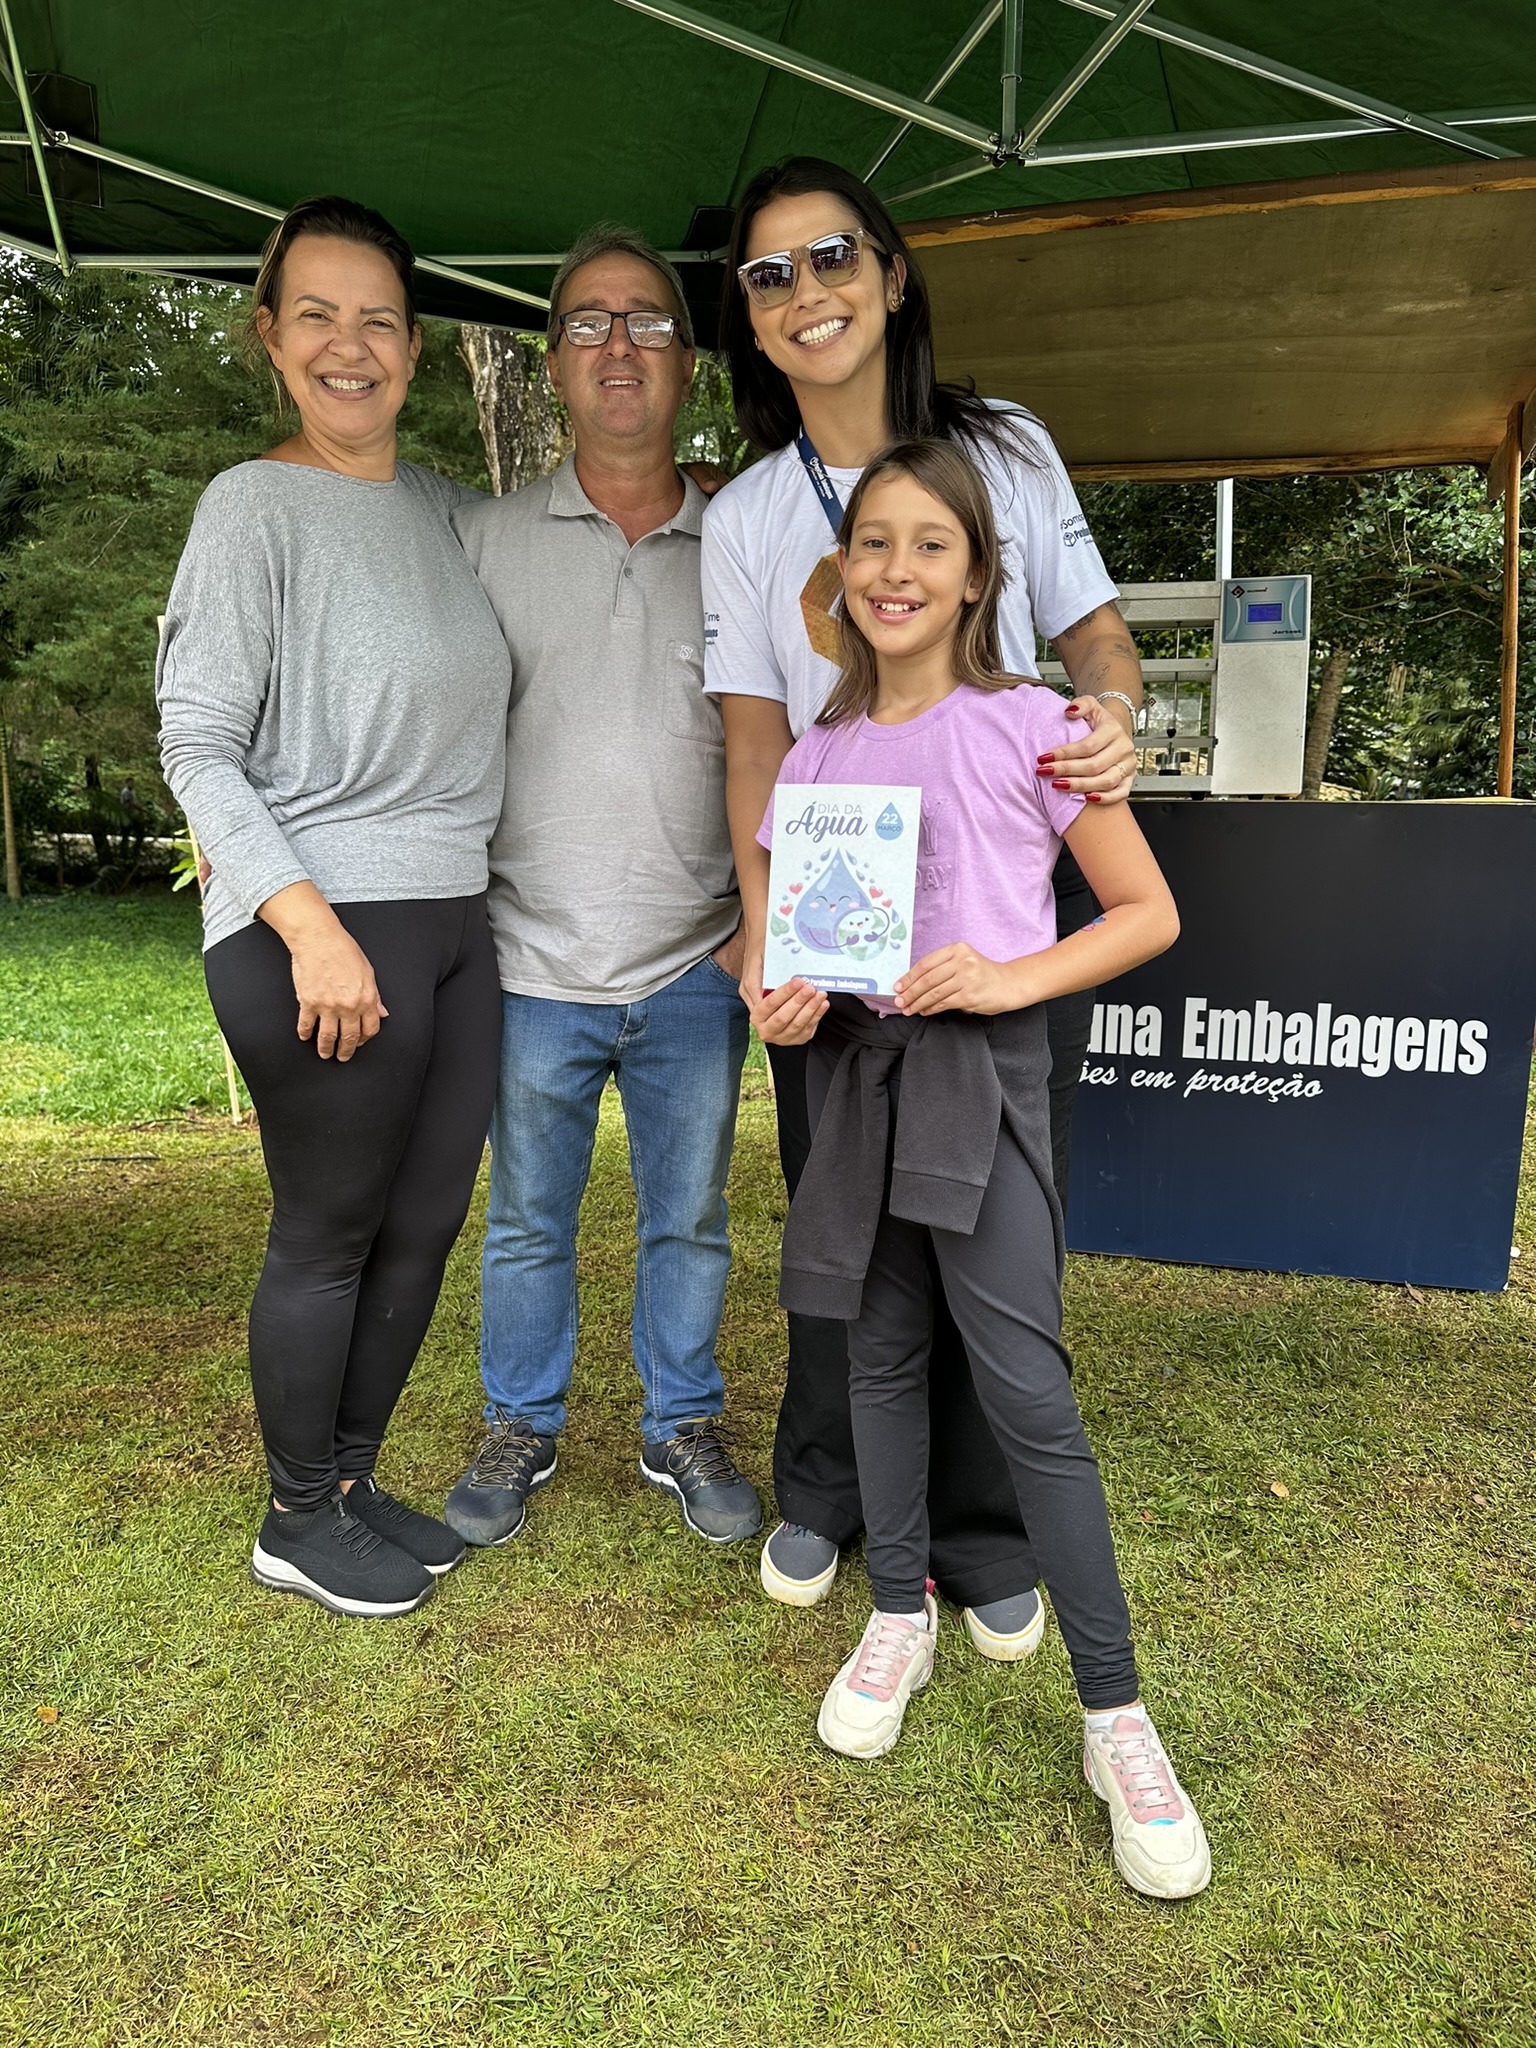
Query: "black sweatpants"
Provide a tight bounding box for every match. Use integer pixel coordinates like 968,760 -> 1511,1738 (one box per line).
766,876 -> 1099,1606
206,896 -> 501,1511
849,1114 -> 1138,1708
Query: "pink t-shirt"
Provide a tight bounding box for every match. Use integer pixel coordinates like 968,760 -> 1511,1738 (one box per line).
758,683 -> 1086,1009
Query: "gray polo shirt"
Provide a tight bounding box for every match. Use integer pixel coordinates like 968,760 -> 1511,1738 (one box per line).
453,458 -> 738,1004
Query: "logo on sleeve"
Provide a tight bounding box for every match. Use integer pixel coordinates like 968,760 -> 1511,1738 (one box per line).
1060,513 -> 1093,549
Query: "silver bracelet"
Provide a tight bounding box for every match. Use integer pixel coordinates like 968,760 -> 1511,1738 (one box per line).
1095,689 -> 1139,727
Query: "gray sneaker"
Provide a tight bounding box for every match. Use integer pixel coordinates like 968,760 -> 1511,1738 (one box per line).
760,1521 -> 839,1606
444,1415 -> 558,1547
639,1419 -> 762,1543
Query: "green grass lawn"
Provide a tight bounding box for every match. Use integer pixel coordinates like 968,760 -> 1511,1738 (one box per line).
2,892 -> 1533,2046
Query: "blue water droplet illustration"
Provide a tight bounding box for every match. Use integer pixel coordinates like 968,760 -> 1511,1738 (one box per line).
875,802 -> 904,841
794,851 -> 871,954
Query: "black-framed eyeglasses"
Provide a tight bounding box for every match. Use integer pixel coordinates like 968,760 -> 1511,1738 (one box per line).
736,229 -> 882,308
557,309 -> 681,349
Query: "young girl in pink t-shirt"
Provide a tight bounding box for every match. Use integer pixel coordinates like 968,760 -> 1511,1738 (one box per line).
750,438 -> 1210,1901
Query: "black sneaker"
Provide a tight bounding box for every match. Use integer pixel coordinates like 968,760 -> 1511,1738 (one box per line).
344,1476 -> 467,1575
639,1419 -> 762,1544
443,1415 -> 558,1547
251,1495 -> 434,1618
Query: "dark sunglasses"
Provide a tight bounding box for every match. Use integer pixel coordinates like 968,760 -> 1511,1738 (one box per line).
557,309 -> 680,349
736,230 -> 883,308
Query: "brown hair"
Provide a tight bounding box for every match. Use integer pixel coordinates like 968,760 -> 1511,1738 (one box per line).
817,437 -> 1020,728
248,195 -> 417,404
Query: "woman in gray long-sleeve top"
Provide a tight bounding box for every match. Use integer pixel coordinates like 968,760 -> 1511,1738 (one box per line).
156,196 -> 512,1620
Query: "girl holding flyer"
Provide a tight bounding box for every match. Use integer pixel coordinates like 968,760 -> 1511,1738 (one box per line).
704,156 -> 1145,1647
752,438 -> 1210,1902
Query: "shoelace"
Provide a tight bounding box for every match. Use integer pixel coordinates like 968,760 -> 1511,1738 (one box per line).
667,1422 -> 739,1484
472,1419 -> 545,1486
357,1483 -> 410,1528
848,1614 -> 923,1703
1097,1721 -> 1184,1824
326,1502 -> 383,1560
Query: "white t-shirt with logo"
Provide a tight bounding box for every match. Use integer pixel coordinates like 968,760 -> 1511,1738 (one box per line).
701,407 -> 1117,739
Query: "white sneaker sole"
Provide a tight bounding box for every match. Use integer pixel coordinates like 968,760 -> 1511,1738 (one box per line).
962,1597 -> 1047,1662
638,1459 -> 760,1545
760,1537 -> 838,1607
251,1541 -> 434,1619
1084,1752 -> 1213,1900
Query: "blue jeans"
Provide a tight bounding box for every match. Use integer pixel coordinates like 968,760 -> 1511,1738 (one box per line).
479,954 -> 749,1443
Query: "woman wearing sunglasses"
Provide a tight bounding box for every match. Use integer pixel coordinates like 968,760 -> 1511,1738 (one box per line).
702,155 -> 1146,1652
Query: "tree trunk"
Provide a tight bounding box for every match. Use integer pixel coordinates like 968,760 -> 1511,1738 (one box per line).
83,754 -> 112,865
459,327 -> 566,495
1302,645 -> 1351,797
0,710 -> 20,902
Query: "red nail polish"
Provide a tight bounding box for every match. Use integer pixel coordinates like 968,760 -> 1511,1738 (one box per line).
1036,755 -> 1054,766
1086,791 -> 1102,802
1053,779 -> 1071,790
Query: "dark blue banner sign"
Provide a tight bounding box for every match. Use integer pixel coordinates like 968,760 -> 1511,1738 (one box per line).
1065,803 -> 1536,1291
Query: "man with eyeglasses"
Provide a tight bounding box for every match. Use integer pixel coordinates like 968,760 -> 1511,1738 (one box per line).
445,225 -> 760,1553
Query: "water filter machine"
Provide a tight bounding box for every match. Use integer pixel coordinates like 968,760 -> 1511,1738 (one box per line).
1037,481 -> 1312,796
1039,573 -> 1311,796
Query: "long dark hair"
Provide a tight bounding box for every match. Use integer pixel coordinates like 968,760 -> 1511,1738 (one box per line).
819,439 -> 1020,728
721,156 -> 1043,472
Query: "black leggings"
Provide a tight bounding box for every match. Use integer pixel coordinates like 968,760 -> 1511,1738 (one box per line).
848,1116 -> 1138,1708
766,879 -> 1099,1605
206,897 -> 501,1511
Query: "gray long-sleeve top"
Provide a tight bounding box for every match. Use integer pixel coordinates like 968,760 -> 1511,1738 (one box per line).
156,459 -> 513,951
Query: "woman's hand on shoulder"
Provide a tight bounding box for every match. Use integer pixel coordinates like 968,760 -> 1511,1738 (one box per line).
1037,694 -> 1138,805
895,944 -> 1024,1017
750,976 -> 828,1046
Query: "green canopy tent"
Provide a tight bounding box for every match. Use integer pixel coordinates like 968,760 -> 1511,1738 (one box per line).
0,0 -> 1530,781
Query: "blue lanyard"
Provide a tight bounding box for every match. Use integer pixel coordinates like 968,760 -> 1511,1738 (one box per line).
795,428 -> 845,542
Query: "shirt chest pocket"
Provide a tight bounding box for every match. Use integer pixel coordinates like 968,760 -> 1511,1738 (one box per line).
662,640 -> 725,748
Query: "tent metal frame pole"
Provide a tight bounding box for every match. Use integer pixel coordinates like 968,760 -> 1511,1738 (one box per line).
1214,479 -> 1234,583
1017,0 -> 1156,155
880,105 -> 1536,203
0,224 -> 56,262
32,134 -> 550,309
607,0 -> 996,153
863,3 -> 1002,182
1055,0 -> 1516,161
999,0 -> 1023,148
1497,402 -> 1523,799
0,0 -> 70,271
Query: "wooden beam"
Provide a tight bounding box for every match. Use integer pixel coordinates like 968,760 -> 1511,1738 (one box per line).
1487,386 -> 1536,502
1498,402 -> 1523,798
1069,448 -> 1496,485
905,154 -> 1536,250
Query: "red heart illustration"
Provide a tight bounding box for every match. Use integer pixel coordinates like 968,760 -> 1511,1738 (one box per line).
778,905 -> 791,916
869,888 -> 883,899
788,883 -> 802,893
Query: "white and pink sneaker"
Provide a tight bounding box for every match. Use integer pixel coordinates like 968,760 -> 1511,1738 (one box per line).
1083,1710 -> 1211,1899
816,1596 -> 938,1758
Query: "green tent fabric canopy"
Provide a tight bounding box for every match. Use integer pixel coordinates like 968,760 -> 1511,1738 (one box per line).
0,0 -> 1532,343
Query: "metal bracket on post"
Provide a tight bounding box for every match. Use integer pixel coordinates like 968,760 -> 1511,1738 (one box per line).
0,0 -> 69,271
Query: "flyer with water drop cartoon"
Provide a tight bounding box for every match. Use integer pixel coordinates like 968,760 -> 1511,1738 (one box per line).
764,785 -> 921,998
